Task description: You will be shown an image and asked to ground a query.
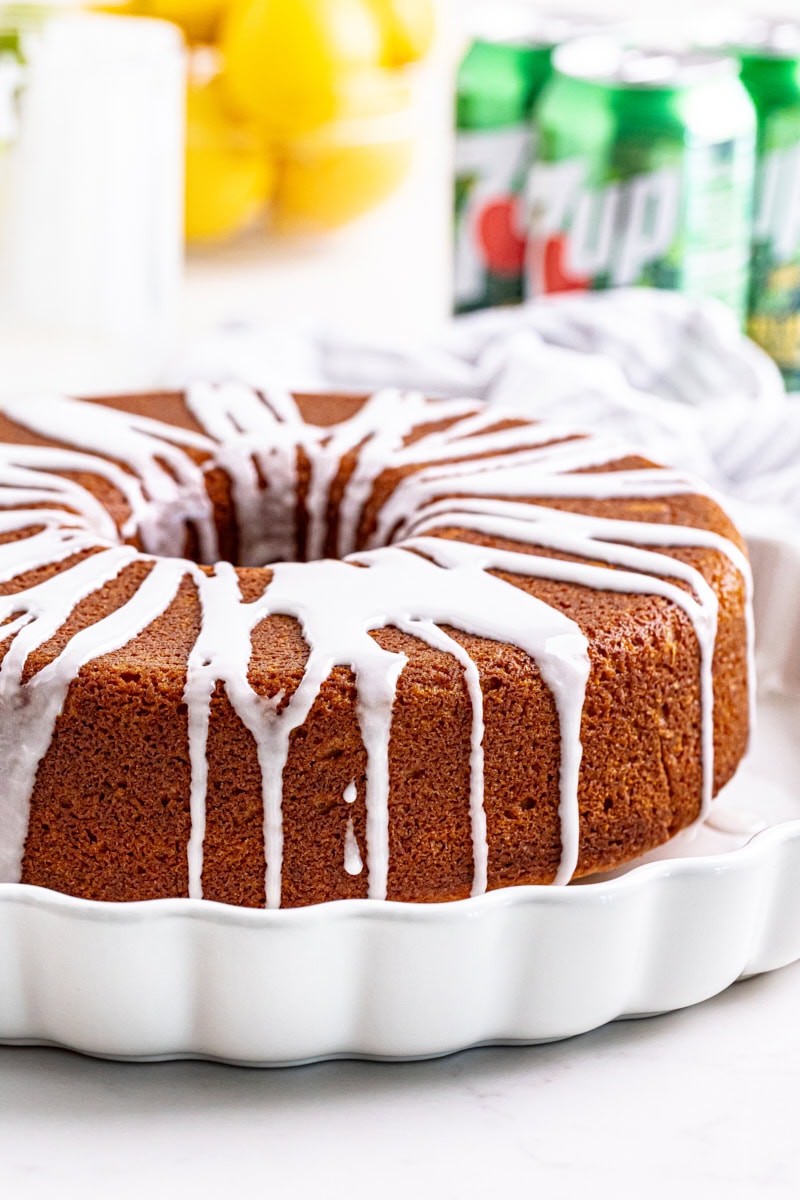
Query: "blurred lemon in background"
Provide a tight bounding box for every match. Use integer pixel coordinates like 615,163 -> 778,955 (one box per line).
102,0 -> 230,44
145,0 -> 226,44
220,0 -> 383,138
185,72 -> 274,241
274,69 -> 414,230
106,0 -> 437,240
365,0 -> 435,67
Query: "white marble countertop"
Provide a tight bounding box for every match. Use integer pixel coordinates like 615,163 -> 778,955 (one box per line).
1,960 -> 798,1199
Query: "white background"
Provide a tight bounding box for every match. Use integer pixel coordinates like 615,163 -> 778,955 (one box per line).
1,4 -> 799,1195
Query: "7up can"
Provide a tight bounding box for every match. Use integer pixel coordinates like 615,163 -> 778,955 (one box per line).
728,20 -> 800,387
454,7 -> 614,314
525,39 -> 756,322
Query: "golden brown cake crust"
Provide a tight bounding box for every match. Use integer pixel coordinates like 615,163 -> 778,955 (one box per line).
0,391 -> 750,906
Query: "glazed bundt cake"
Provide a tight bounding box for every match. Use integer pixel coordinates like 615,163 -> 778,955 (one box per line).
0,388 -> 752,907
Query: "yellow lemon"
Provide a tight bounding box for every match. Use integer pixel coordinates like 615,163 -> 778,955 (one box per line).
96,0 -> 229,44
220,0 -> 384,138
335,65 -> 413,119
364,0 -> 435,66
273,70 -> 414,231
147,0 -> 228,43
185,75 -> 274,242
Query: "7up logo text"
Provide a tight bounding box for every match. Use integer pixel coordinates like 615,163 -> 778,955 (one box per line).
526,159 -> 681,294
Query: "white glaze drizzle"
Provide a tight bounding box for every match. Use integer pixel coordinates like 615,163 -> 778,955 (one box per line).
0,389 -> 755,902
406,497 -> 757,760
344,817 -> 363,875
394,616 -> 487,896
184,381 -> 302,566
0,549 -> 186,880
0,395 -> 219,560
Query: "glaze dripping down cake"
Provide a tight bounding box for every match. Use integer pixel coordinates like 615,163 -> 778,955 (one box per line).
0,388 -> 752,907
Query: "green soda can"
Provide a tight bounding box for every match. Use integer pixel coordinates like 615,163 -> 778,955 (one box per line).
727,20 -> 800,387
525,39 -> 756,322
454,8 -> 612,314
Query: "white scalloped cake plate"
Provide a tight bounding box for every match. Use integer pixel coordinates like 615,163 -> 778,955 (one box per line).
0,531 -> 797,1066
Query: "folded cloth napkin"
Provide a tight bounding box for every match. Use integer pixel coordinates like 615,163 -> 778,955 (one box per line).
165,288 -> 799,526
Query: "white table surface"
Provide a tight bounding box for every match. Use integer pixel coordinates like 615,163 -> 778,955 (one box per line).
1,959 -> 798,1200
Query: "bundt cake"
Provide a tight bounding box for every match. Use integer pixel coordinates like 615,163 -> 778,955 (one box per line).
0,387 -> 752,907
